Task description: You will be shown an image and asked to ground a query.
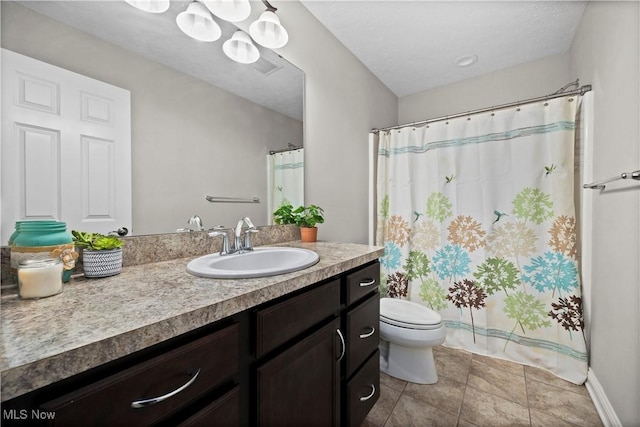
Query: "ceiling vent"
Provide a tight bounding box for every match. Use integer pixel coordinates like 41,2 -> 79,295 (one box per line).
250,55 -> 282,75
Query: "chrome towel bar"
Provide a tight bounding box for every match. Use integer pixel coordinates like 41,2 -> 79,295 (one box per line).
583,170 -> 640,190
205,196 -> 260,203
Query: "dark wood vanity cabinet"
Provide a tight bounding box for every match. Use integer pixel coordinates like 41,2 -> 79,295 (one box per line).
176,386 -> 241,427
2,261 -> 380,427
45,323 -> 240,427
1,321 -> 242,427
256,317 -> 342,427
255,278 -> 342,358
254,278 -> 342,426
342,263 -> 381,427
253,260 -> 381,426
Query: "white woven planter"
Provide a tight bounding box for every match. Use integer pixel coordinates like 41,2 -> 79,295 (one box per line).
82,248 -> 122,278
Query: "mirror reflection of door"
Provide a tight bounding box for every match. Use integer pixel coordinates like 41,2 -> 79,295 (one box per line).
1,49 -> 132,244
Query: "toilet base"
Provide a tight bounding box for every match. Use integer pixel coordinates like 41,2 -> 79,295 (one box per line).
380,341 -> 439,384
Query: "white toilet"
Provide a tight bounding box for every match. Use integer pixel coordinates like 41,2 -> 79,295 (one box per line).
379,298 -> 446,384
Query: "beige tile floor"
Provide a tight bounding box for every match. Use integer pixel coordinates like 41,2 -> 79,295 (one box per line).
363,346 -> 603,427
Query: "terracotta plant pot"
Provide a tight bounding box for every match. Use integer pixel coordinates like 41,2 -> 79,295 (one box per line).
300,227 -> 318,242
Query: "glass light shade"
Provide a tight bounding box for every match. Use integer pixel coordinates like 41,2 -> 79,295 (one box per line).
203,0 -> 251,22
124,0 -> 170,14
177,2 -> 221,42
223,30 -> 260,64
249,11 -> 288,49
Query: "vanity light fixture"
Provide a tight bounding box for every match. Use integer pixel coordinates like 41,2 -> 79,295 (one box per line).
203,0 -> 251,23
223,30 -> 260,64
124,0 -> 170,14
176,1 -> 222,42
124,0 -> 289,64
249,10 -> 288,49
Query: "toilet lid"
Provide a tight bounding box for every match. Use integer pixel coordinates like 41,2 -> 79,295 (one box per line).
380,298 -> 442,327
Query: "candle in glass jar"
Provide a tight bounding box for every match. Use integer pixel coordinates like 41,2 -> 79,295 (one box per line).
18,259 -> 63,299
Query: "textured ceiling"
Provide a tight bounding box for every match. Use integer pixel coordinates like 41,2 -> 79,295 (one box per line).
301,0 -> 587,97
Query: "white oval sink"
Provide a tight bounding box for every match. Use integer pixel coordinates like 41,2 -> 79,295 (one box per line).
186,247 -> 320,279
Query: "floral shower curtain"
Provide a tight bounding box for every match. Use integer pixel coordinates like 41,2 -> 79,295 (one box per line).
268,148 -> 304,215
375,96 -> 588,384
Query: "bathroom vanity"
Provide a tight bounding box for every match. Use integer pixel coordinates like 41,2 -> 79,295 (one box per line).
0,241 -> 383,426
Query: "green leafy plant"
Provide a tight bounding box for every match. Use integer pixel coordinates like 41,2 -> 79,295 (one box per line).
273,203 -> 297,225
72,230 -> 124,251
293,205 -> 325,228
273,204 -> 325,228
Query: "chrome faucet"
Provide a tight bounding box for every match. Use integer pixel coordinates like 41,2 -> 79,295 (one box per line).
208,217 -> 258,255
235,217 -> 258,253
188,215 -> 204,231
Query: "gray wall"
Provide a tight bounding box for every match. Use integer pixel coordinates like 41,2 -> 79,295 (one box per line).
275,1 -> 398,244
571,2 -> 640,425
1,2 -> 303,235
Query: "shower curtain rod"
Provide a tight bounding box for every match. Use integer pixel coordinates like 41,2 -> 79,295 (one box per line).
269,144 -> 303,155
371,83 -> 592,134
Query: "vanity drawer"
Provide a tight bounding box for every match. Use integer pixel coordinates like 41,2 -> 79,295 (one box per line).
346,294 -> 380,376
256,278 -> 341,357
345,262 -> 380,305
346,350 -> 380,427
177,386 -> 240,427
40,323 -> 239,427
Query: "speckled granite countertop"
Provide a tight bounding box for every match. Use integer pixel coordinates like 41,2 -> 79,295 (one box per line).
1,241 -> 384,402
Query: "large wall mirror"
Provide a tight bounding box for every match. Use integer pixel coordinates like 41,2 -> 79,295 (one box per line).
1,1 -> 304,238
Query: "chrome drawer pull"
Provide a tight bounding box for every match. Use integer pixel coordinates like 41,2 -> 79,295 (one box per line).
359,326 -> 376,339
336,328 -> 345,362
359,384 -> 376,402
359,279 -> 376,287
131,368 -> 201,409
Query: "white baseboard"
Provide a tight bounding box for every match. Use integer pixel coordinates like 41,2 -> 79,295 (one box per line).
585,367 -> 622,427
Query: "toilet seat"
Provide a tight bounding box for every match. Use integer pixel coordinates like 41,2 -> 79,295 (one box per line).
380,298 -> 442,330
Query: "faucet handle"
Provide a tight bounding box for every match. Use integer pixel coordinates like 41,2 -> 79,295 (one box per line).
208,230 -> 232,255
243,228 -> 259,252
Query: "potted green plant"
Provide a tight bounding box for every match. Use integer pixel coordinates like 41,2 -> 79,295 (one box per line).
72,231 -> 124,278
273,203 -> 325,242
273,203 -> 297,226
295,205 -> 325,242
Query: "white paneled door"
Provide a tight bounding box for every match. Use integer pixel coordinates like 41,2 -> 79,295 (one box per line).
1,49 -> 132,244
